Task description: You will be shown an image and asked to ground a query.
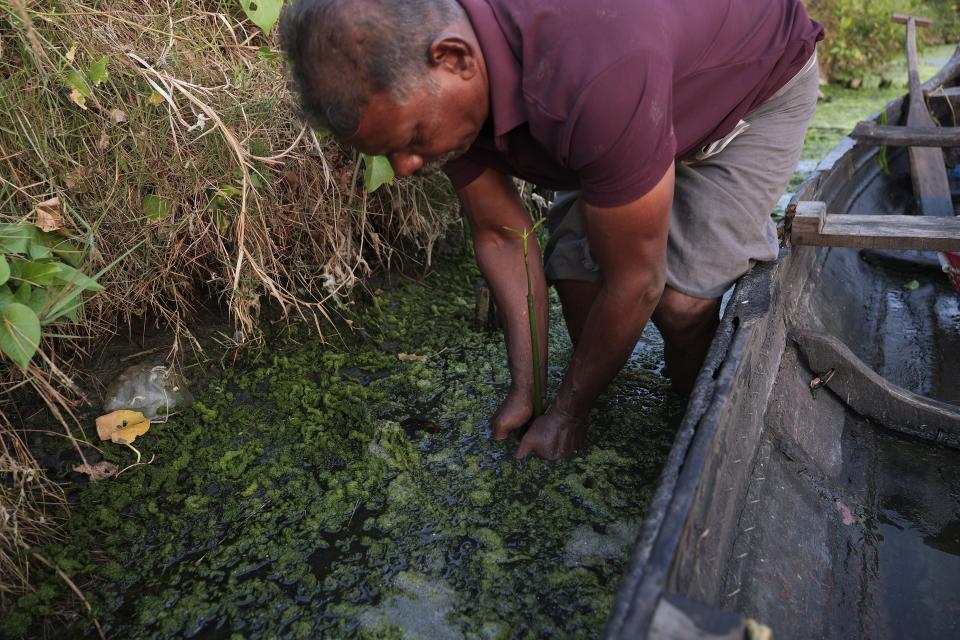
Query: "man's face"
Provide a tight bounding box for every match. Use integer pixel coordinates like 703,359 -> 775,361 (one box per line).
347,63 -> 488,178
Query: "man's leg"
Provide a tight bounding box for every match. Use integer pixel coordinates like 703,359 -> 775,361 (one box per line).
554,279 -> 602,347
651,287 -> 720,394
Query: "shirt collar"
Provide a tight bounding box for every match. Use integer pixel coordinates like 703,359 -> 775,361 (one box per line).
458,0 -> 527,146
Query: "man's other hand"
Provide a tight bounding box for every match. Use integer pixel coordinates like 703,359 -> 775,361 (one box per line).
514,407 -> 584,460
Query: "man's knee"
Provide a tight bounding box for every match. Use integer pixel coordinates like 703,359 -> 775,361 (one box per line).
653,288 -> 720,339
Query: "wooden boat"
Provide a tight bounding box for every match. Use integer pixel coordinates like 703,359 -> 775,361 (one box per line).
606,40 -> 960,640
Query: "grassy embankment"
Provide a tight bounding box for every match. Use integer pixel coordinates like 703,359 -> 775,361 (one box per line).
801,43 -> 957,162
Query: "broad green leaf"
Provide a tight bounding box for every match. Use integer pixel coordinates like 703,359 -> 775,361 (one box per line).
50,238 -> 84,268
65,69 -> 91,96
0,285 -> 13,307
0,224 -> 36,254
64,69 -> 92,109
143,194 -> 173,221
239,0 -> 283,35
0,257 -> 8,287
28,286 -> 51,316
12,261 -> 61,286
28,241 -> 53,261
0,302 -> 41,369
53,263 -> 103,292
362,154 -> 395,193
13,282 -> 30,304
88,56 -> 109,85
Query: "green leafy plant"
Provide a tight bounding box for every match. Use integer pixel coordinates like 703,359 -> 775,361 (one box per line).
239,0 -> 284,35
362,154 -> 396,193
878,110 -> 890,175
0,223 -> 102,369
502,219 -> 546,418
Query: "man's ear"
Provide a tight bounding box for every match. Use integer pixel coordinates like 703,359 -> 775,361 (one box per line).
427,34 -> 479,79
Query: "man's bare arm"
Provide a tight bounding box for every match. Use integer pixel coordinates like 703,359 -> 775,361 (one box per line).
517,164 -> 674,459
458,169 -> 549,437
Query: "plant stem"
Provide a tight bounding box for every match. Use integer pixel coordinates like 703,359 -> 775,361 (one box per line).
520,229 -> 544,417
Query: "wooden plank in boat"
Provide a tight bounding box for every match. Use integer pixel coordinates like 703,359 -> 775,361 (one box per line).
790,201 -> 960,251
794,331 -> 960,447
901,15 -> 955,217
850,122 -> 960,147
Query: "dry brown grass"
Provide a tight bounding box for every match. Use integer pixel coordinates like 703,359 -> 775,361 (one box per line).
0,0 -> 459,605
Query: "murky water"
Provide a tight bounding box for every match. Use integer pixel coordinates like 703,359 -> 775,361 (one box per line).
5,251 -> 680,639
849,421 -> 960,639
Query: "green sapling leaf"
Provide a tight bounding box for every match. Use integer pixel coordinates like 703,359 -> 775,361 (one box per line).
143,194 -> 173,221
239,0 -> 283,35
0,302 -> 41,369
88,56 -> 109,85
362,154 -> 395,193
0,256 -> 9,287
65,69 -> 92,108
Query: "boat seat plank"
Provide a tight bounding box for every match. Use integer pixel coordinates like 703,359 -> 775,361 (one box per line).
793,331 -> 960,448
850,122 -> 960,147
789,201 -> 960,251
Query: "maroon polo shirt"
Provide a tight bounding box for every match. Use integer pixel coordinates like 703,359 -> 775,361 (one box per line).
443,0 -> 823,208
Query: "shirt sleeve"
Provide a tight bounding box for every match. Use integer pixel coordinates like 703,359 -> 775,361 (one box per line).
442,152 -> 486,192
564,53 -> 677,208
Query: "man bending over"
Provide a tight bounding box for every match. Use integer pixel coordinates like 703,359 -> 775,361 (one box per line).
280,0 -> 823,460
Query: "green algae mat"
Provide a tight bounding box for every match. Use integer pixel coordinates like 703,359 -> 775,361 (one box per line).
4,249 -> 679,639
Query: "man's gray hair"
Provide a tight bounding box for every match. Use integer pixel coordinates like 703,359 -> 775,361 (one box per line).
279,0 -> 464,138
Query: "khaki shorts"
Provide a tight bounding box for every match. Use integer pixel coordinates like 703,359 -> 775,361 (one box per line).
543,54 -> 820,299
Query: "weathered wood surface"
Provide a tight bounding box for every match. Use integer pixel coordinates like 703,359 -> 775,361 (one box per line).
927,86 -> 960,101
790,201 -> 960,250
892,13 -> 932,27
794,331 -> 960,448
850,122 -> 960,147
901,16 -> 955,217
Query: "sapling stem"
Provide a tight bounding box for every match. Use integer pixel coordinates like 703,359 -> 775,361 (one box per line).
503,219 -> 546,417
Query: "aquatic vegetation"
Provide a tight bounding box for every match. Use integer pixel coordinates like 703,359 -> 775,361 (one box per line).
2,248 -> 679,639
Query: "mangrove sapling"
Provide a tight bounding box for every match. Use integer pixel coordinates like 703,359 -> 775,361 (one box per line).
502,219 -> 546,417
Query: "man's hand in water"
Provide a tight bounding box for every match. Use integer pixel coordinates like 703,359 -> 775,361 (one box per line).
491,383 -> 534,440
515,407 -> 584,460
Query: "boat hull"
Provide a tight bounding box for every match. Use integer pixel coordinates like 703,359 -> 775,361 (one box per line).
608,47 -> 960,640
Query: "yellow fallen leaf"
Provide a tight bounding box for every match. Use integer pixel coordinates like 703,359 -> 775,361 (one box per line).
34,197 -> 65,233
73,461 -> 119,481
148,91 -> 165,106
96,410 -> 151,444
398,353 -> 428,363
69,87 -> 87,109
